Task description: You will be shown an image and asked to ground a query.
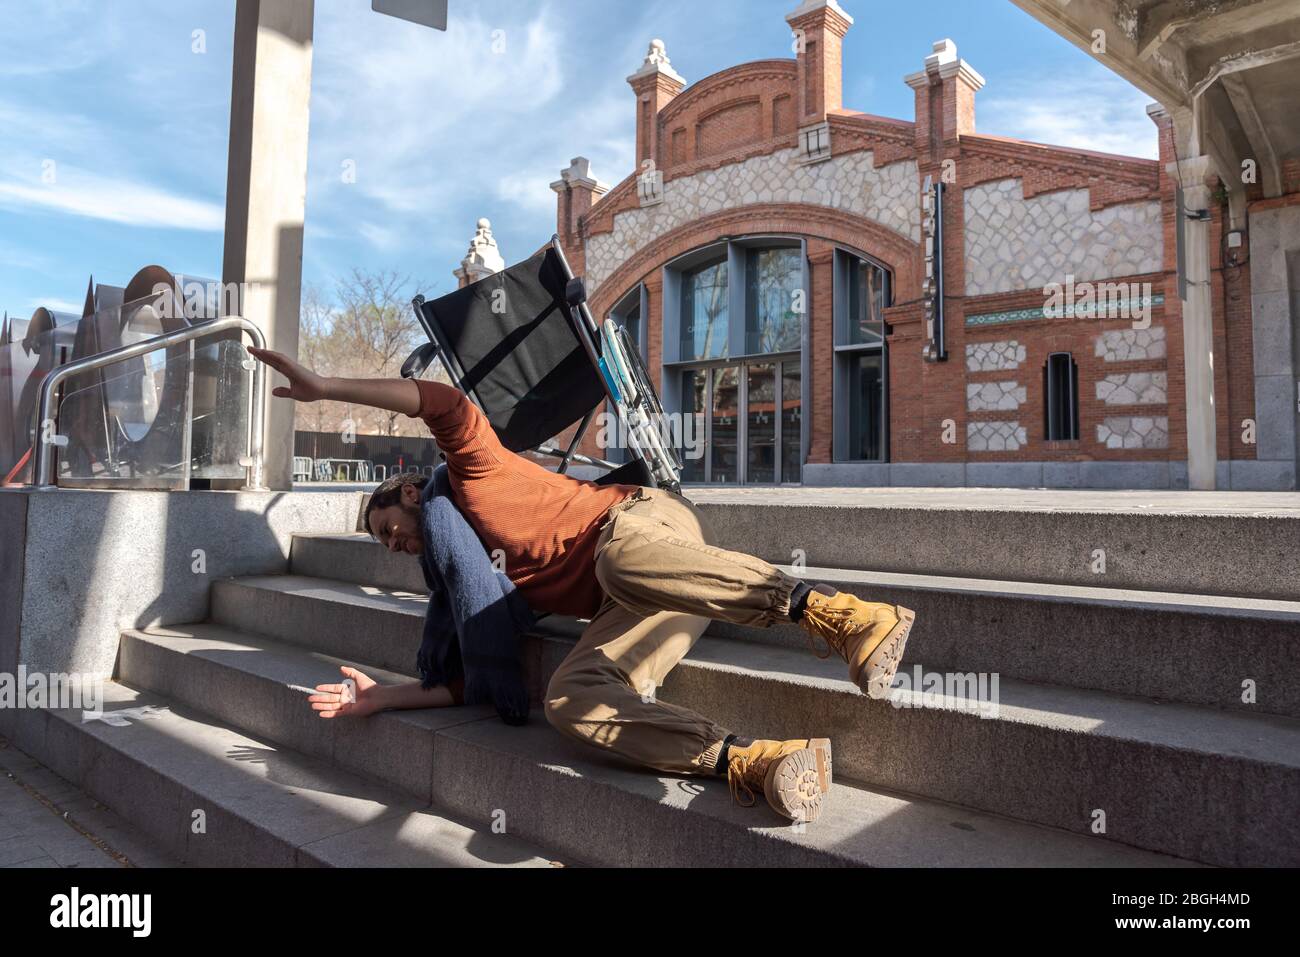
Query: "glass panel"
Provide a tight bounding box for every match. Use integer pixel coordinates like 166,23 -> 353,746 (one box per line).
680,369 -> 707,482
680,260 -> 729,361
846,255 -> 886,346
623,299 -> 642,357
780,363 -> 802,483
847,351 -> 884,461
746,363 -> 776,483
746,247 -> 802,354
190,336 -> 252,479
710,366 -> 739,484
54,344 -> 192,489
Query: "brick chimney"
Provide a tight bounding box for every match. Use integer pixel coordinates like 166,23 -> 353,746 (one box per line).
904,39 -> 984,156
453,218 -> 505,289
786,0 -> 854,125
550,157 -> 609,274
627,39 -> 686,170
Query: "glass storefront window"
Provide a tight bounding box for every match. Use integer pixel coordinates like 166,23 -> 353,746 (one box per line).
781,364 -> 801,483
710,366 -> 739,483
745,247 -> 802,354
845,255 -> 885,345
681,368 -> 707,483
681,260 -> 729,361
746,363 -> 776,483
847,351 -> 883,461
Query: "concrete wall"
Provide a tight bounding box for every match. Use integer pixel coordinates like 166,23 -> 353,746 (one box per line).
0,488 -> 363,735
1245,205 -> 1300,490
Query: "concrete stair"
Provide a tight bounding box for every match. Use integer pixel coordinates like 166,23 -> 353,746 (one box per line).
14,680 -> 560,867
289,534 -> 1300,719
34,489 -> 1300,868
201,567 -> 1300,867
110,623 -> 1192,867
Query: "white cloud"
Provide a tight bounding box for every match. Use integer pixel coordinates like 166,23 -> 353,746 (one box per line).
979,69 -> 1158,160
497,172 -> 557,213
0,165 -> 224,230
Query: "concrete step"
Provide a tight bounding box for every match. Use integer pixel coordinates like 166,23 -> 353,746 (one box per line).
114,622 -> 1195,868
210,573 -> 546,698
286,538 -> 1300,718
346,487 -> 1300,600
209,574 -> 1300,866
548,632 -> 1300,868
7,680 -> 560,868
685,487 -> 1300,601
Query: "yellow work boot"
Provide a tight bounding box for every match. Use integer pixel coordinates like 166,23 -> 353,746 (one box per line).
727,737 -> 832,823
799,591 -> 915,699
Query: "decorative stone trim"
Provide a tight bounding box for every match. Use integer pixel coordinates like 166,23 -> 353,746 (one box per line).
965,339 -> 1026,371
967,294 -> 1164,327
1097,416 -> 1169,450
967,381 -> 1027,412
1096,372 -> 1167,406
1095,326 -> 1167,361
795,121 -> 832,165
967,420 -> 1028,452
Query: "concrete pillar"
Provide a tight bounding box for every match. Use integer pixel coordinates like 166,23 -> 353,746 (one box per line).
1170,153 -> 1218,490
222,0 -> 315,491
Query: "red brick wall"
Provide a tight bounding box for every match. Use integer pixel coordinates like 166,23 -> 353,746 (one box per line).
554,37 -> 1262,478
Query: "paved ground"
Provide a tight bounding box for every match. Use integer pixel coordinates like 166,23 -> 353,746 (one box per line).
0,736 -> 179,868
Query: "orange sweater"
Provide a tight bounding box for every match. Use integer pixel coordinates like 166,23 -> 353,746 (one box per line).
407,379 -> 638,617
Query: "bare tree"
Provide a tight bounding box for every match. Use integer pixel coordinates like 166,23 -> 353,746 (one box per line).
296,270 -> 451,440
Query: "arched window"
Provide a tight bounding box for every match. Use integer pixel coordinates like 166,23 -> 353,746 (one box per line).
662,239 -> 807,484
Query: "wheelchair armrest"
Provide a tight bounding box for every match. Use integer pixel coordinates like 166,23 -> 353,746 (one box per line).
401,342 -> 439,380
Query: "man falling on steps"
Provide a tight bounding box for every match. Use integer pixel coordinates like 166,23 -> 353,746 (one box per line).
250,347 -> 915,824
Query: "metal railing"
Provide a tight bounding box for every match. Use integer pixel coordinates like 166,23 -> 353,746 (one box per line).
33,316 -> 267,490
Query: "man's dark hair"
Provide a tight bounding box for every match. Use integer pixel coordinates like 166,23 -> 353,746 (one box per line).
363,472 -> 429,539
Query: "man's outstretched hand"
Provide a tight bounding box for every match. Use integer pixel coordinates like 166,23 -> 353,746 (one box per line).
248,346 -> 329,403
308,665 -> 380,719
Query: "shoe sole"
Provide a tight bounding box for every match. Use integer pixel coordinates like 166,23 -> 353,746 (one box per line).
763,738 -> 832,824
860,606 -> 915,700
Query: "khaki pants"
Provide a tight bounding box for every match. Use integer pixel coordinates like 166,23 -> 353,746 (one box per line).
542,486 -> 801,775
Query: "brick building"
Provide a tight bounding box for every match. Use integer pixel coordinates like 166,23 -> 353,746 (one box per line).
538,0 -> 1277,490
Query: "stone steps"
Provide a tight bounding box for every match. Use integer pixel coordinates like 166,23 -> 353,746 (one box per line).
10,679 -> 560,868
112,623 -> 1195,868
207,573 -> 1300,866
287,535 -> 1300,718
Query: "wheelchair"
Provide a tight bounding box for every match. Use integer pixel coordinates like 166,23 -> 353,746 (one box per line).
401,236 -> 683,492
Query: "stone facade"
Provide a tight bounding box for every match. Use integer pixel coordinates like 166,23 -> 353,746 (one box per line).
1098,416 -> 1170,450
967,381 -> 1026,411
1096,372 -> 1167,406
964,180 -> 1163,296
968,421 -> 1028,452
1095,326 -> 1168,362
585,148 -> 919,293
965,339 -> 1026,372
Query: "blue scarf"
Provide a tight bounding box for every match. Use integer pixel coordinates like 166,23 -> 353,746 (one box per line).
414,464 -> 535,725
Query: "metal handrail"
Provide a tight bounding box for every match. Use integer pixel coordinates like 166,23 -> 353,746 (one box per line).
33,316 -> 267,490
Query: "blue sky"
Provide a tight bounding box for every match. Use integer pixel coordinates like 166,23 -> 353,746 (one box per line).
0,0 -> 1158,319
